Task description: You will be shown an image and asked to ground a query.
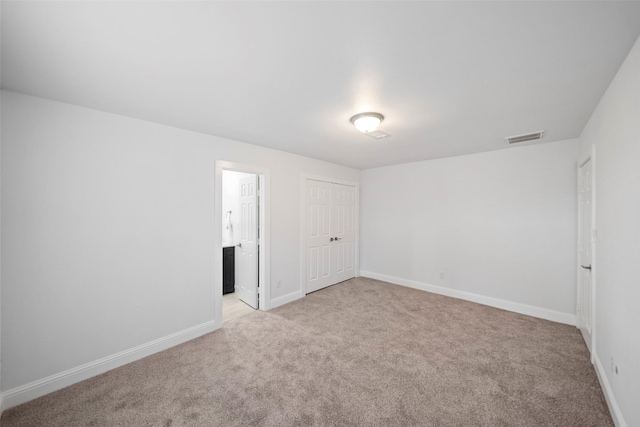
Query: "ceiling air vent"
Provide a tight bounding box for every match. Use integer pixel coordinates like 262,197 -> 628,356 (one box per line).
505,130 -> 545,144
366,130 -> 391,139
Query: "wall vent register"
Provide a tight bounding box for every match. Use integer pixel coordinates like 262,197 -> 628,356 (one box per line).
505,130 -> 545,144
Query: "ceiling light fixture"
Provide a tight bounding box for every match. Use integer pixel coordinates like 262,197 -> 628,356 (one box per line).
350,112 -> 384,133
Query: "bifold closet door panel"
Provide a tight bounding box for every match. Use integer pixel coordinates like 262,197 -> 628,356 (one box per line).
306,180 -> 356,294
332,184 -> 356,284
306,180 -> 335,293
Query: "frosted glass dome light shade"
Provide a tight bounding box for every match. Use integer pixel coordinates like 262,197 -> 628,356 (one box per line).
350,112 -> 384,133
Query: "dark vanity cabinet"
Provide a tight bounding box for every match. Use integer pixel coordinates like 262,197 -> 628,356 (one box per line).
223,246 -> 235,295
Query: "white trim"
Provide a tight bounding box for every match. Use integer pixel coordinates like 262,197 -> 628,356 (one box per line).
1,320 -> 217,411
354,185 -> 360,279
360,271 -> 576,325
215,161 -> 271,316
590,145 -> 597,363
1,88 -> 3,418
270,290 -> 304,309
300,174 -> 360,296
576,158 -> 581,328
300,177 -> 306,295
594,353 -> 626,427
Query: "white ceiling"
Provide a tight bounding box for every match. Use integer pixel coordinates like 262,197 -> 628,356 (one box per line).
3,1 -> 640,170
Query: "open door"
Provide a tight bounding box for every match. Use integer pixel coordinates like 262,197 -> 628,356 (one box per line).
236,174 -> 259,309
577,157 -> 594,353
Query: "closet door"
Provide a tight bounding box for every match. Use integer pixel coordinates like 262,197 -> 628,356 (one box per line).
305,180 -> 356,294
306,180 -> 335,293
332,184 -> 356,284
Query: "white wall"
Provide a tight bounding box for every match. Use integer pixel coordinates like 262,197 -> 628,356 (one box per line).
222,170 -> 254,247
0,91 -> 359,401
361,140 -> 578,322
578,35 -> 640,427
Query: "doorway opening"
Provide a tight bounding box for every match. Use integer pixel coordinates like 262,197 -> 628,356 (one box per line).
222,170 -> 259,322
215,161 -> 270,329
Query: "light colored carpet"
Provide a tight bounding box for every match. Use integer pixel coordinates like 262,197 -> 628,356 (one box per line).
1,277 -> 612,426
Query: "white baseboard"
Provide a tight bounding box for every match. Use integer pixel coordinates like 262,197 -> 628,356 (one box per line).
360,271 -> 576,326
270,290 -> 303,309
594,352 -> 627,427
1,320 -> 218,411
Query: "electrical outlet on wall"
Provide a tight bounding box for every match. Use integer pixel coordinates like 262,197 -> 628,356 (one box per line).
439,272 -> 444,279
611,357 -> 619,375
276,279 -> 281,289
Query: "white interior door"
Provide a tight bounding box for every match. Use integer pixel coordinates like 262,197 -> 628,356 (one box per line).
236,175 -> 259,309
306,180 -> 356,294
332,184 -> 356,283
306,180 -> 334,293
577,159 -> 593,352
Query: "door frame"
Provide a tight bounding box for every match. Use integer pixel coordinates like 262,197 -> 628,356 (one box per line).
577,145 -> 596,363
215,161 -> 271,328
300,174 -> 360,295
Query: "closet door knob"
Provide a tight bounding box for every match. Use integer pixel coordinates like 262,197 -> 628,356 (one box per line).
330,237 -> 334,242
334,237 -> 342,241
